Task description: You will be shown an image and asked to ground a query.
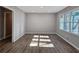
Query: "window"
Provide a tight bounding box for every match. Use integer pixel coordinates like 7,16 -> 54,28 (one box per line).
59,15 -> 64,30
59,9 -> 79,35
64,13 -> 71,32
71,11 -> 79,34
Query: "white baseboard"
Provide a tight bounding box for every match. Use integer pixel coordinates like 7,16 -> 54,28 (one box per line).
25,32 -> 56,35
0,37 -> 5,40
56,33 -> 79,51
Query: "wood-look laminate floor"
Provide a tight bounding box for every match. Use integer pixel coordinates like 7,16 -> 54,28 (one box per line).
0,34 -> 78,53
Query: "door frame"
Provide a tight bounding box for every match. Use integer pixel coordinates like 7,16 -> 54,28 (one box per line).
2,6 -> 13,42
3,12 -> 6,39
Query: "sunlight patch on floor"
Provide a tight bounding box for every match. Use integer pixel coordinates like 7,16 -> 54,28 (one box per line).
32,38 -> 38,41
30,42 -> 38,47
40,35 -> 49,38
39,43 -> 54,47
40,39 -> 51,42
33,35 -> 39,38
30,35 -> 54,47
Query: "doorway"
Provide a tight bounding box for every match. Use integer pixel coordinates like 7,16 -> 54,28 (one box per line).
0,6 -> 12,42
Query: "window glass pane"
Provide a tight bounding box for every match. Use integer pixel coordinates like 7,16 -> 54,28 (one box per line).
60,23 -> 64,30
71,10 -> 79,34
65,22 -> 70,32
65,13 -> 71,22
64,13 -> 70,32
59,15 -> 64,30
74,16 -> 79,22
59,15 -> 64,23
71,11 -> 79,22
71,23 -> 78,34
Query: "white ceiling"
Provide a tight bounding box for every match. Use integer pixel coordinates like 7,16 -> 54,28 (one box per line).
17,6 -> 67,13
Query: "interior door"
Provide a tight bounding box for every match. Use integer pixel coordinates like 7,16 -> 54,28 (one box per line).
5,12 -> 12,38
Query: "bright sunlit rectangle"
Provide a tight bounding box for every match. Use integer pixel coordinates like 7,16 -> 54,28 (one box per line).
39,43 -> 54,47
30,42 -> 38,47
40,39 -> 51,42
32,38 -> 38,41
40,35 -> 49,38
33,35 -> 39,38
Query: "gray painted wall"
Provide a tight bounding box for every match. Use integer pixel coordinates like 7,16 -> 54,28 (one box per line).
25,13 -> 56,34
57,6 -> 79,49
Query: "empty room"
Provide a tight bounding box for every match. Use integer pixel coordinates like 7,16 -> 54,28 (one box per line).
0,6 -> 79,53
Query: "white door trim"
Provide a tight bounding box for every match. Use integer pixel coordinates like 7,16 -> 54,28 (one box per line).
4,12 -> 6,39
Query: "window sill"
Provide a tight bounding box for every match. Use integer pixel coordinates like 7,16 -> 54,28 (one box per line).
59,29 -> 79,37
